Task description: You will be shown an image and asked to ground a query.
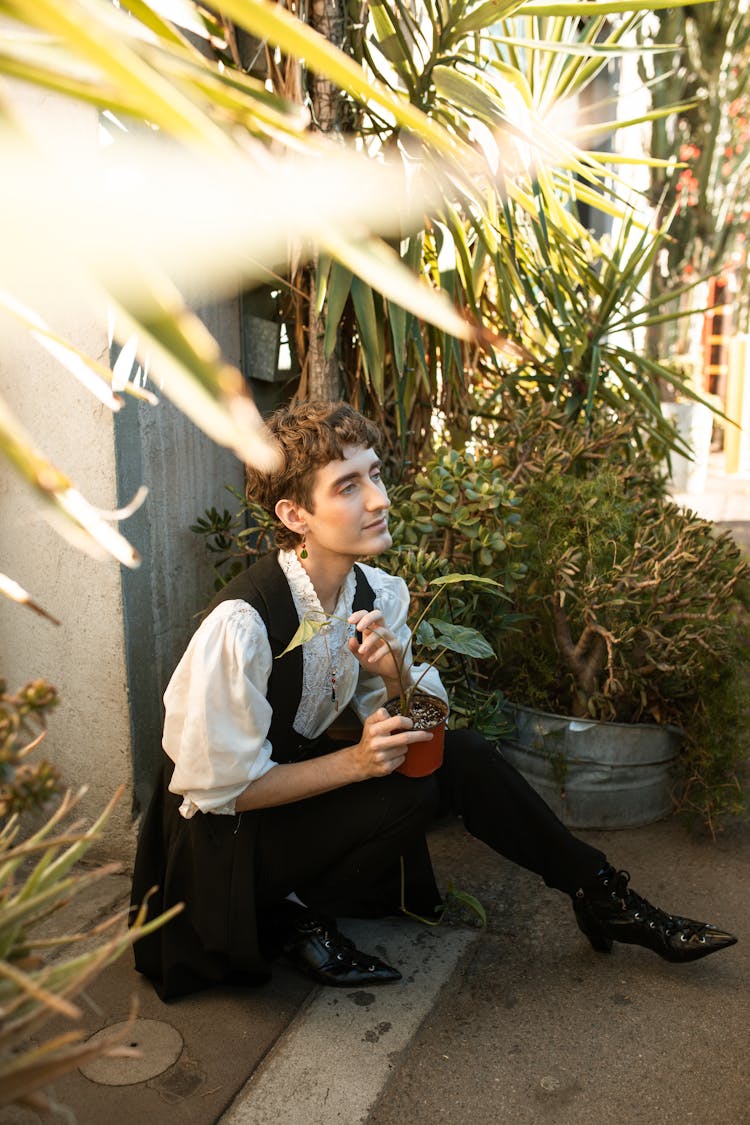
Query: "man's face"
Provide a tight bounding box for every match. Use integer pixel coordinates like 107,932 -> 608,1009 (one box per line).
301,444 -> 392,560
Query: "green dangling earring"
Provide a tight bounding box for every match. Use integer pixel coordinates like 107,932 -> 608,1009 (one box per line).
299,537 -> 308,560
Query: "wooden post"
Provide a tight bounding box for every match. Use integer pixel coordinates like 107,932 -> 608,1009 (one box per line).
726,335 -> 750,475
702,275 -> 733,399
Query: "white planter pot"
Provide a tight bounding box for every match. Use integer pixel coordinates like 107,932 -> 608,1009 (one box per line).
502,704 -> 681,830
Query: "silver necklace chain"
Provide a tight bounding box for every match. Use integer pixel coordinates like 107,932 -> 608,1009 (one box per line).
320,626 -> 339,712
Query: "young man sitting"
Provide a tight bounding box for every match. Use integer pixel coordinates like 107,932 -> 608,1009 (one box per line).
132,400 -> 736,1000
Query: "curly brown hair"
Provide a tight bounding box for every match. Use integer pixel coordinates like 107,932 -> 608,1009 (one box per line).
245,400 -> 383,549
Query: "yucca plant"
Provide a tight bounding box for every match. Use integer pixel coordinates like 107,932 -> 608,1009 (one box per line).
328,0 -> 710,460
494,209 -> 720,441
0,0 -> 710,576
0,0 -> 479,575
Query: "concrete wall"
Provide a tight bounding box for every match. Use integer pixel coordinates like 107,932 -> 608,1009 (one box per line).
1,84 -> 247,860
0,95 -> 133,855
0,365 -> 134,858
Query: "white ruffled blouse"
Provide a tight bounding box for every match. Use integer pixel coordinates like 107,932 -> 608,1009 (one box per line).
163,550 -> 448,818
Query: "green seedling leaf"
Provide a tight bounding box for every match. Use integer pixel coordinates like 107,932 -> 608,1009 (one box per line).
446,883 -> 487,928
277,614 -> 328,656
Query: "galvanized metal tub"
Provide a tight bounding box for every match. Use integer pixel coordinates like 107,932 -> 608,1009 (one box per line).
501,704 -> 681,829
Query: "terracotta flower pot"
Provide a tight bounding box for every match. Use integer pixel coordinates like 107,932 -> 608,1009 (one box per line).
385,692 -> 448,778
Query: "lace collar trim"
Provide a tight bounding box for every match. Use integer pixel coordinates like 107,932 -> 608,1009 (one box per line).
278,548 -> 357,621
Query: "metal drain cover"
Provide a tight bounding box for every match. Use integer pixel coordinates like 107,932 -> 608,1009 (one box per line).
79,1018 -> 183,1085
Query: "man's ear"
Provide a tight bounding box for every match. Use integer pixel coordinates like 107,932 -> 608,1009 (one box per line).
275,498 -> 307,537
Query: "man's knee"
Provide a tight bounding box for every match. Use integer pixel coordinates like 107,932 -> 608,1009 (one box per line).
443,728 -> 500,780
439,729 -> 525,818
381,771 -> 440,829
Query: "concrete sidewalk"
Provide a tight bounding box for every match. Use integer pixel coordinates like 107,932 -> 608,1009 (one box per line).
219,815 -> 749,1125
1,814 -> 747,1125
367,816 -> 749,1125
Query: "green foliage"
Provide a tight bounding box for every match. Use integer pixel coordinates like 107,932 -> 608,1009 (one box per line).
476,389 -> 672,496
417,618 -> 495,660
505,215 -> 717,435
193,446 -> 519,733
483,399 -> 750,828
279,570 -> 501,719
254,0 -> 703,465
496,472 -> 748,717
387,447 -> 524,580
399,857 -> 487,929
3,0 -> 719,567
382,446 -> 526,733
190,487 -> 277,591
337,11 -> 715,466
678,600 -> 750,835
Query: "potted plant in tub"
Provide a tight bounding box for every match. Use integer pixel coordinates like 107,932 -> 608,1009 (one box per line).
487,407 -> 750,834
280,572 -> 501,777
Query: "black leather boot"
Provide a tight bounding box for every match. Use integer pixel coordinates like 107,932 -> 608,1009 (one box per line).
573,866 -> 737,963
279,909 -> 402,986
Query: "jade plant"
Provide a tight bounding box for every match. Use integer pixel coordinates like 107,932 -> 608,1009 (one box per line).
479,398 -> 750,831
497,470 -> 749,722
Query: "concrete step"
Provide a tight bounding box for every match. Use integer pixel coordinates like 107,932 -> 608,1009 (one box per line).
218,918 -> 478,1125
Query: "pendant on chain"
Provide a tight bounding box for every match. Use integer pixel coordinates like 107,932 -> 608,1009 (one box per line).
322,628 -> 339,711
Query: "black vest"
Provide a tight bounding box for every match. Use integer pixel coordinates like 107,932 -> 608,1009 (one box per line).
204,553 -> 375,760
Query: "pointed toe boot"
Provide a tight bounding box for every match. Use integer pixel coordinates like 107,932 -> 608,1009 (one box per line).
282,913 -> 401,986
573,866 -> 737,964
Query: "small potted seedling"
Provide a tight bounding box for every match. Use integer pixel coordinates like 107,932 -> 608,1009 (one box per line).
280,573 -> 501,776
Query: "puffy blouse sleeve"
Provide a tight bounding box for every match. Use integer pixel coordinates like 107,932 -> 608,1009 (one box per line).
350,566 -> 449,723
163,600 -> 275,818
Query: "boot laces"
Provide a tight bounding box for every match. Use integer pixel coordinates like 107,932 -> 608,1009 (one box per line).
314,923 -> 379,969
605,870 -> 708,940
608,870 -> 660,919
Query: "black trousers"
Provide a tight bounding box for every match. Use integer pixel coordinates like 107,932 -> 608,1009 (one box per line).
132,729 -> 607,998
254,729 -> 606,914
